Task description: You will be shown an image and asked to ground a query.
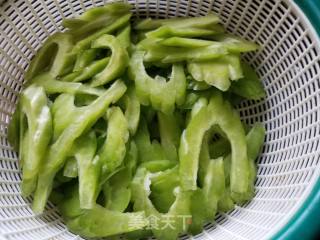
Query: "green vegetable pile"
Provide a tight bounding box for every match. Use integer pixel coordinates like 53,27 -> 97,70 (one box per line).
8,2 -> 266,239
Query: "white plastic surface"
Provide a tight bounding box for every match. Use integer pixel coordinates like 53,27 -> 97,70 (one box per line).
0,0 -> 320,240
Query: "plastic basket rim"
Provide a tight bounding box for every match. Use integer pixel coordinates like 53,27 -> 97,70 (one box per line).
0,0 -> 319,239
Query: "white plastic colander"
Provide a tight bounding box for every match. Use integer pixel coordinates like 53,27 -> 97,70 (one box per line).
1,0 -> 320,239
